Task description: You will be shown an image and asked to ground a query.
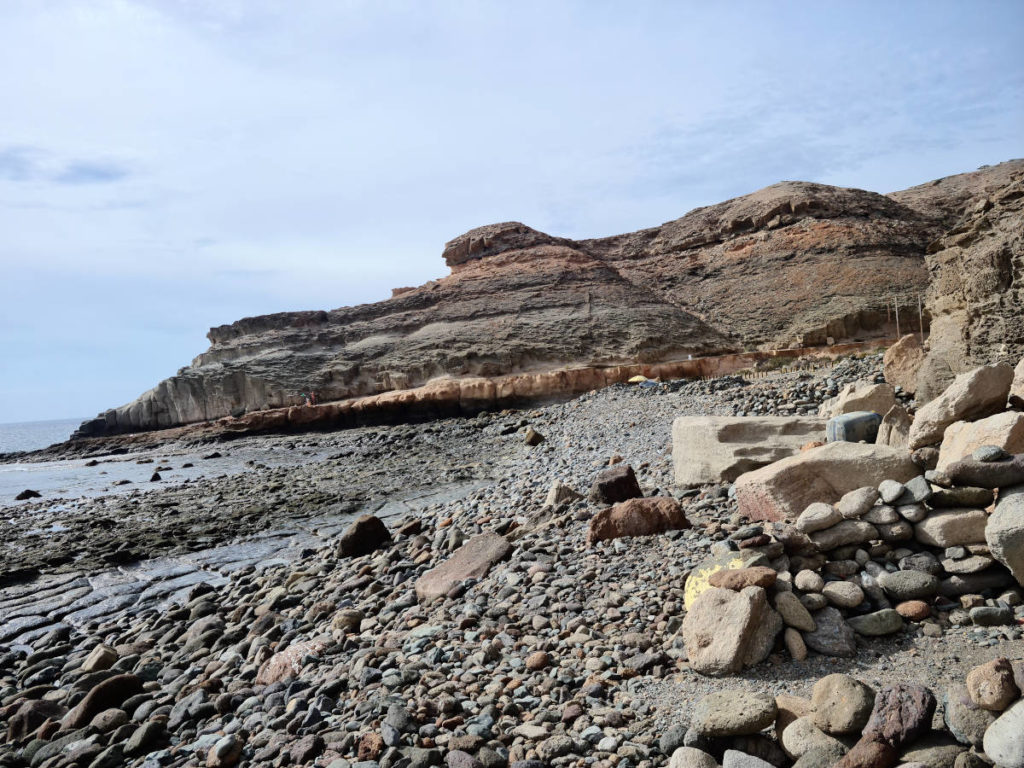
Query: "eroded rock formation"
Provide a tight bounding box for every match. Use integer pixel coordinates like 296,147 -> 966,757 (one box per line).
76,161 -> 1023,436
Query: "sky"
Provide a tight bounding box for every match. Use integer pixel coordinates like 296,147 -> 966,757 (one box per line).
1,1 -> 1022,424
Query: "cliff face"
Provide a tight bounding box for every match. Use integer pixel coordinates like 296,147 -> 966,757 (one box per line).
76,162 -> 1022,437
911,163 -> 1024,401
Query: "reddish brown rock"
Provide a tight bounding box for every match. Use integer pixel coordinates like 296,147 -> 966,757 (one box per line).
895,600 -> 931,620
82,164 -> 1024,440
883,334 -> 926,395
835,739 -> 899,768
861,684 -> 937,748
966,657 -> 1020,711
415,533 -> 512,602
707,566 -> 777,590
255,639 -> 328,685
587,496 -> 690,543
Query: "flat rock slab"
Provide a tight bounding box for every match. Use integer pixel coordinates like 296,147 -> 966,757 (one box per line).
415,533 -> 512,602
672,416 -> 826,486
734,442 -> 919,522
937,411 -> 1024,471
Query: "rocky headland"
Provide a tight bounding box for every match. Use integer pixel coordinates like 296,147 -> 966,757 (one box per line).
71,160 -> 1024,441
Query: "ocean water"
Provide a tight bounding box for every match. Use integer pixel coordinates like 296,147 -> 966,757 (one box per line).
0,417 -> 84,454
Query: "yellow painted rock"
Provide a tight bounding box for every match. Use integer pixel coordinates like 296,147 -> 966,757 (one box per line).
627,375 -> 648,384
684,551 -> 767,610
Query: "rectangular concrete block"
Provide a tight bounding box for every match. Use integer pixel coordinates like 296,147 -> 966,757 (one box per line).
672,416 -> 826,486
827,411 -> 882,443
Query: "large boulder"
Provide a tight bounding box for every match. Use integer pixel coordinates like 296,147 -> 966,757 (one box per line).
587,497 -> 690,543
936,411 -> 1024,471
682,586 -> 783,676
819,382 -> 896,419
672,416 -> 826,486
983,699 -> 1024,768
988,484 -> 1024,585
907,363 -> 1014,449
415,533 -> 511,602
734,442 -> 919,522
883,334 -> 926,394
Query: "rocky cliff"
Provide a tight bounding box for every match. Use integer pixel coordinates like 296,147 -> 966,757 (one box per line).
76,162 -> 1023,437
905,162 -> 1024,401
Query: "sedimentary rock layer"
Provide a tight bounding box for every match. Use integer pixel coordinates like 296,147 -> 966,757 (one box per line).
77,161 -> 1023,436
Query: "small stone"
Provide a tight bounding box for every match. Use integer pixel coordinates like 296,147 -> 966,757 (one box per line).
834,739 -> 898,768
836,487 -> 879,519
794,570 -> 824,592
208,734 -> 243,768
525,651 -> 551,671
797,502 -> 843,533
668,747 -> 718,768
708,566 -> 777,591
802,607 -> 856,657
822,581 -> 864,608
524,427 -> 544,445
691,690 -> 777,737
780,716 -> 847,760
878,570 -> 939,600
969,605 -> 1014,626
82,644 -> 118,673
847,609 -> 903,636
966,658 -> 1020,711
811,675 -> 876,735
973,444 -> 1009,462
784,628 -> 808,661
722,750 -> 774,768
895,600 -> 930,620
878,480 -> 905,504
774,591 -> 816,631
943,685 -> 996,748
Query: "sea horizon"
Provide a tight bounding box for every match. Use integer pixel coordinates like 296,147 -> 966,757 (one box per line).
0,416 -> 87,454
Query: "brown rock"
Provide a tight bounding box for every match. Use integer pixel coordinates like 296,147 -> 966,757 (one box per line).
811,674 -> 876,735
895,600 -> 931,620
835,739 -> 899,768
62,674 -> 143,730
861,684 -> 937,748
883,334 -> 925,395
708,566 -> 778,590
734,441 -> 919,522
966,657 -> 1020,711
7,699 -> 65,742
682,586 -> 783,676
588,464 -> 643,505
415,533 -> 512,602
525,651 -> 551,671
337,514 -> 391,558
358,733 -> 385,761
876,404 -> 912,449
937,411 -> 1024,471
255,639 -> 328,685
587,496 -> 690,543
908,363 -> 1015,448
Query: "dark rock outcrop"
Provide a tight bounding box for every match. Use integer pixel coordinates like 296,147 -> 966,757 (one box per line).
76,162 -> 1024,436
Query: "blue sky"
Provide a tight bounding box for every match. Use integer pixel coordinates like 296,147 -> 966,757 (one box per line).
1,1 -> 1022,424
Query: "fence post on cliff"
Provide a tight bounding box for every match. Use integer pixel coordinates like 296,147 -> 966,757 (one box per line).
894,298 -> 900,338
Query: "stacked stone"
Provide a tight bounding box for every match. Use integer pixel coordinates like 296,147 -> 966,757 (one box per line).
668,661 -> 1024,767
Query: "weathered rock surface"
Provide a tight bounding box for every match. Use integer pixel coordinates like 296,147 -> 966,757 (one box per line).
682,586 -> 783,676
936,411 -> 1024,471
734,442 -> 918,522
913,164 -> 1024,402
908,363 -> 1015,449
988,483 -> 1024,585
672,416 -> 825,486
80,165 -> 1024,439
883,333 -> 926,394
586,496 -> 690,543
819,382 -> 896,419
414,533 -> 511,602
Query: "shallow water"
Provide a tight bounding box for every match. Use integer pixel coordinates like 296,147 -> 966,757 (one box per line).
0,417 -> 85,454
